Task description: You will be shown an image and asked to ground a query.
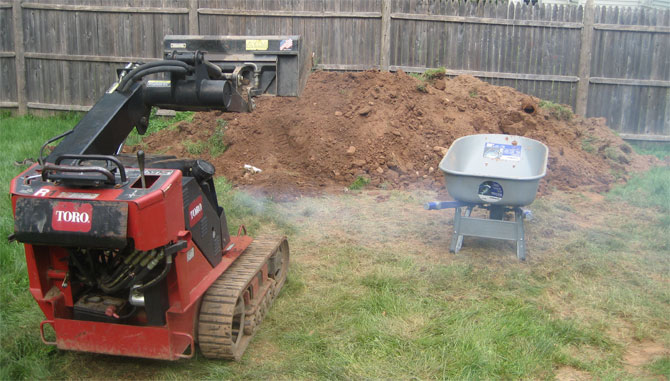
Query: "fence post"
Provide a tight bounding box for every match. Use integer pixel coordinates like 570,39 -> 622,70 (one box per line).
12,0 -> 26,114
380,0 -> 391,71
576,0 -> 595,116
188,0 -> 199,35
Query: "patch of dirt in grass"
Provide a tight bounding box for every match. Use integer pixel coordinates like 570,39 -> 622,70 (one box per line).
136,71 -> 658,200
278,191 -> 459,266
606,320 -> 637,342
624,341 -> 670,377
556,192 -> 613,231
555,366 -> 592,381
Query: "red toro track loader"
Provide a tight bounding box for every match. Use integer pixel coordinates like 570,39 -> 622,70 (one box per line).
8,35 -> 310,360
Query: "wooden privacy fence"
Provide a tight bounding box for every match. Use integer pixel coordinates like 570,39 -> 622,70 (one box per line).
0,0 -> 668,140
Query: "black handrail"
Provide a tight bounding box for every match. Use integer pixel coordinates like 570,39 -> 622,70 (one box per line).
53,154 -> 127,183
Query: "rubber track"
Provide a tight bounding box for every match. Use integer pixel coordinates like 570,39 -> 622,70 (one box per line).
198,235 -> 288,360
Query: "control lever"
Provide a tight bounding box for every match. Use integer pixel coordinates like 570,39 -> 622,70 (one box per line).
137,150 -> 146,188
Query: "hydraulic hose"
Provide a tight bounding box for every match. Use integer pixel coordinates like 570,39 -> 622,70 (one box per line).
99,250 -> 153,293
39,129 -> 73,165
102,249 -> 141,284
204,60 -> 223,79
98,248 -> 171,294
107,248 -> 130,271
136,254 -> 173,292
99,271 -> 132,294
128,250 -> 163,289
119,66 -> 189,93
116,60 -> 192,91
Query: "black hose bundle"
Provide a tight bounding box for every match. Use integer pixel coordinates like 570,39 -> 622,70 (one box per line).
135,254 -> 173,292
98,249 -> 158,294
116,60 -> 194,93
97,248 -> 174,294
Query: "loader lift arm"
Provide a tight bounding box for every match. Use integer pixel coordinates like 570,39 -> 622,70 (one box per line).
47,52 -> 253,164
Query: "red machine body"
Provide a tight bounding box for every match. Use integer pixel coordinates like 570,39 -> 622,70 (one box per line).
10,164 -> 256,360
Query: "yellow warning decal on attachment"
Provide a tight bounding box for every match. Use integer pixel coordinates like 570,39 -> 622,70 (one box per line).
246,39 -> 268,51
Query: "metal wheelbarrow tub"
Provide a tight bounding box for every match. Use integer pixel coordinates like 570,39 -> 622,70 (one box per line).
428,134 -> 548,260
439,134 -> 548,206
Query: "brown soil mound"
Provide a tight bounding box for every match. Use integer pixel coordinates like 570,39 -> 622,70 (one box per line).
137,70 -> 655,199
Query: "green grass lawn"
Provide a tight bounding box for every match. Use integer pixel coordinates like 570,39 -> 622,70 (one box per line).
0,112 -> 81,379
1,113 -> 669,380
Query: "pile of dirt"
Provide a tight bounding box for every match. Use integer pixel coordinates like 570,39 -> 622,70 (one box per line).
136,70 -> 655,199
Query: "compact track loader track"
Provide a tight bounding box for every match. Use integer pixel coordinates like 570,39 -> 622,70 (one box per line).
197,235 -> 289,360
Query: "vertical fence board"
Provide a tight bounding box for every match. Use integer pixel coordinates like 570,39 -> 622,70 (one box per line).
0,6 -> 17,104
588,4 -> 669,135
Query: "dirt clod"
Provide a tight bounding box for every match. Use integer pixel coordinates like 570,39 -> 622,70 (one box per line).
358,106 -> 372,116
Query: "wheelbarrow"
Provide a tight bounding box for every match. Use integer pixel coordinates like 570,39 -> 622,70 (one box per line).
425,134 -> 548,260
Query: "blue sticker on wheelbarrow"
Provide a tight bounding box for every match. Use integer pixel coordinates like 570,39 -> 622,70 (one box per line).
478,181 -> 503,203
483,142 -> 522,161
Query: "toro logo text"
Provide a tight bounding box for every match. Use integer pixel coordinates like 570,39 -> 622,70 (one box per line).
188,196 -> 204,226
52,202 -> 93,233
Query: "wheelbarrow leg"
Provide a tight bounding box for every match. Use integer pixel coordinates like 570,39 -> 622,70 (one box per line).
450,205 -> 473,253
514,208 -> 526,261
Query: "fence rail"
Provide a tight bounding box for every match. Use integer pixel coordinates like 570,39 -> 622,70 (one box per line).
1,0 -> 668,139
